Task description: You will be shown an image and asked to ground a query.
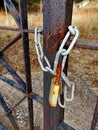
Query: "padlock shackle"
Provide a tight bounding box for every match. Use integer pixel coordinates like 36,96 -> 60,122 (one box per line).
55,64 -> 62,85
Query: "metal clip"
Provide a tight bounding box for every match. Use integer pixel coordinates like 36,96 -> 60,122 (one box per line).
58,82 -> 75,108
64,82 -> 75,102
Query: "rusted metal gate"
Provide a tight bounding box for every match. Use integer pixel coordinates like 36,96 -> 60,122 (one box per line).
0,0 -> 98,130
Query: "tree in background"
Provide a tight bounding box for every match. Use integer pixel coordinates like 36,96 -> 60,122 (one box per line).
74,0 -> 83,3
0,0 -> 40,8
0,0 -> 18,9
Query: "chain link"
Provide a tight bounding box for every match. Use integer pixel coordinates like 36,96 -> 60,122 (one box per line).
34,26 -> 79,108
35,28 -> 51,72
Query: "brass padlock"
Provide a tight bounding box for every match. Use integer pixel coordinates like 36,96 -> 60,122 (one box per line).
49,64 -> 61,107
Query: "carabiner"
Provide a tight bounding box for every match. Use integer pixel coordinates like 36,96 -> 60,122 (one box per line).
58,82 -> 75,108
64,82 -> 75,102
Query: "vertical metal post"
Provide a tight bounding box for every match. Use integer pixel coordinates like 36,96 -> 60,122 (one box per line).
90,99 -> 98,130
43,0 -> 74,130
19,1 -> 34,130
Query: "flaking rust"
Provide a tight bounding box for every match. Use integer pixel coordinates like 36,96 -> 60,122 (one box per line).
44,0 -> 71,53
46,28 -> 66,52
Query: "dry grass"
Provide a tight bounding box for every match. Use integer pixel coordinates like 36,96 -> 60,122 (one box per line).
72,7 -> 98,42
0,7 -> 98,41
0,6 -> 98,74
0,10 -> 43,74
0,9 -> 42,27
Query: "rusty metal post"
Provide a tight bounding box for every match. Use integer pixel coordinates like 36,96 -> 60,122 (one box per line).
43,0 -> 75,130
90,98 -> 98,130
19,0 -> 34,130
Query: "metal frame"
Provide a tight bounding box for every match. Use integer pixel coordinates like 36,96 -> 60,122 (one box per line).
0,0 -> 98,130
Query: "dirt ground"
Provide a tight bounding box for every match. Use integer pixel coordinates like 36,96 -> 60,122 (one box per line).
0,47 -> 98,130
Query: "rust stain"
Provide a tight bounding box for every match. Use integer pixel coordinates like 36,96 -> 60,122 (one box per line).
92,79 -> 98,86
46,28 -> 66,53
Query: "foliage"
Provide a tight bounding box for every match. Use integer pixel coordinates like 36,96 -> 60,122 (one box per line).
0,0 -> 40,8
30,0 -> 40,3
12,0 -> 18,3
74,0 -> 83,3
0,0 -> 18,8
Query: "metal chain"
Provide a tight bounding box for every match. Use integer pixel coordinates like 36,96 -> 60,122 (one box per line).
34,26 -> 79,108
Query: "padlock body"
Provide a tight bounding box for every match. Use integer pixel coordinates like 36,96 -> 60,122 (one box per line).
49,77 -> 60,107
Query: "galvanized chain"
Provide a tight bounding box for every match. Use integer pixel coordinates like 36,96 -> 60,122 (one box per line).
57,26 -> 79,108
34,26 -> 79,108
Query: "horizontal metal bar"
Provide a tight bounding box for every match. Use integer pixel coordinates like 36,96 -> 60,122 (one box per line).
67,41 -> 98,51
23,29 -> 35,33
0,33 -> 21,54
76,41 -> 98,51
0,93 -> 20,130
58,122 -> 75,130
5,0 -> 20,27
0,57 -> 26,91
0,26 -> 97,51
0,26 -> 19,31
0,26 -> 35,33
28,92 -> 43,105
0,74 -> 43,104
